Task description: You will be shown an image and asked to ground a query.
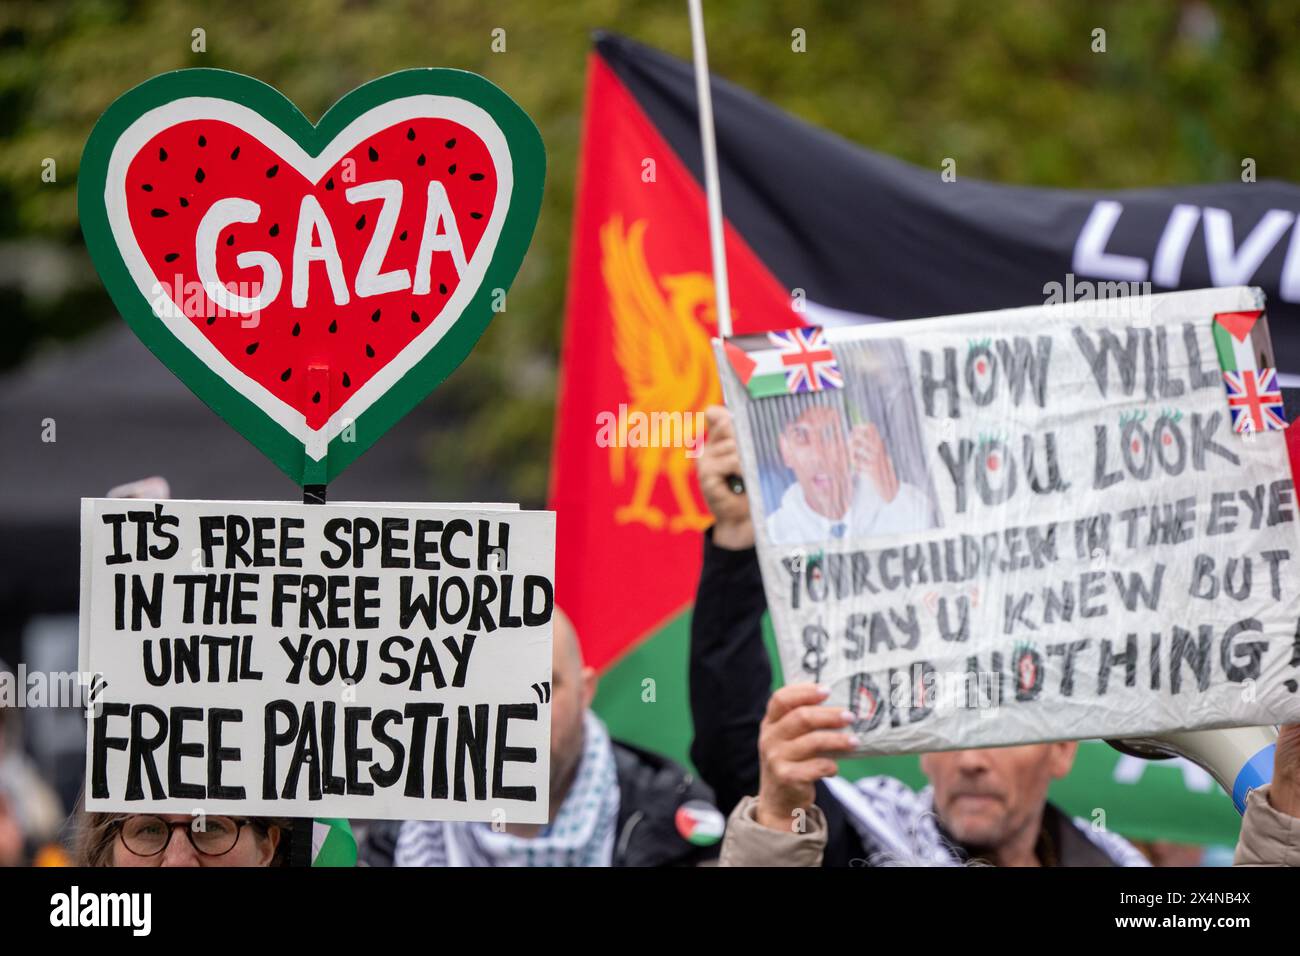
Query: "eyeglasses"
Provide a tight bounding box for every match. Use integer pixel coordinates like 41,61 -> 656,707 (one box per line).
114,814 -> 256,858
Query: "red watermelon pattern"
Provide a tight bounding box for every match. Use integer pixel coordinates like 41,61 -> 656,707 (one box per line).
123,117 -> 499,430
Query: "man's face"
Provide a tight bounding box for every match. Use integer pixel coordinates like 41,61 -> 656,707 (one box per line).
920,742 -> 1076,855
549,611 -> 595,802
778,405 -> 852,518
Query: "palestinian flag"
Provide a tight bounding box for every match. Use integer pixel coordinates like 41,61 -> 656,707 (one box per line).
311,818 -> 357,867
1212,309 -> 1275,374
551,32 -> 1299,847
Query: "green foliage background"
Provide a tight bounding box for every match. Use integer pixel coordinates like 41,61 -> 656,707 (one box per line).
2,0 -> 1295,503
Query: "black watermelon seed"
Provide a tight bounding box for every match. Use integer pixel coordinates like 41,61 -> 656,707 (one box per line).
291,323 -> 300,337
406,127 -> 415,141
417,154 -> 426,167
448,163 -> 457,175
470,211 -> 482,220
469,172 -> 485,181
195,167 -> 205,183
150,208 -> 168,217
164,252 -> 180,263
398,230 -> 408,241
355,214 -> 366,230
371,309 -> 381,322
266,164 -> 279,178
439,283 -> 447,295
445,138 -> 456,148
343,372 -> 351,388
159,147 -> 168,162
368,146 -> 379,162
280,368 -> 292,382
179,196 -> 189,208
141,183 -> 153,192
329,320 -> 337,333
206,316 -> 216,325
326,177 -> 334,190
269,223 -> 280,237
311,391 -> 321,404
245,342 -> 259,355
198,134 -> 206,147
230,146 -> 240,160
411,310 -> 421,323
366,344 -> 375,358
225,234 -> 235,246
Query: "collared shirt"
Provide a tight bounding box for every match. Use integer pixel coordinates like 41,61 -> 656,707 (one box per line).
765,474 -> 934,547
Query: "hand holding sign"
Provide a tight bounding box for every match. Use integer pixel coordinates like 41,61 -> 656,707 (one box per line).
755,683 -> 857,833
697,405 -> 754,550
1272,724 -> 1300,818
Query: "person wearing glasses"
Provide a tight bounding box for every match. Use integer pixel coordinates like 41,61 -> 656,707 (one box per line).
77,812 -> 288,866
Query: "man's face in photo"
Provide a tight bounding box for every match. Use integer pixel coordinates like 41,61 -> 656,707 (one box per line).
778,404 -> 852,519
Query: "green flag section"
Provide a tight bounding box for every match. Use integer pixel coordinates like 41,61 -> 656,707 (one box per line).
311,818 -> 357,867
593,608 -> 1243,849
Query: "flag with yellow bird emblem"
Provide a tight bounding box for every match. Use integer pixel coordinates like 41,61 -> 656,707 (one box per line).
549,39 -> 798,693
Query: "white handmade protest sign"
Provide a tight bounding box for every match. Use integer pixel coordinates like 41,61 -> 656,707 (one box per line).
80,498 -> 553,822
718,286 -> 1300,754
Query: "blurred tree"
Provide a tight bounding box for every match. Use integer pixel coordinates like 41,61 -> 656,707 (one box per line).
1,0 -> 1296,503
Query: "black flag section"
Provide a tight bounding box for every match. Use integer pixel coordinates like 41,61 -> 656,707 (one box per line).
596,32 -> 1300,373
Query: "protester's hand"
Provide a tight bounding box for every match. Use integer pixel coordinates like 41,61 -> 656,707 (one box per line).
851,423 -> 899,503
755,683 -> 857,832
697,405 -> 754,550
1269,723 -> 1300,818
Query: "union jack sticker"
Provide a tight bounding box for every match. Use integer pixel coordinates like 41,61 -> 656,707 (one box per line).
767,325 -> 843,393
1224,367 -> 1287,434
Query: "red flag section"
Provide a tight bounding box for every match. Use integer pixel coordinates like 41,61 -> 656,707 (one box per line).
549,55 -> 796,670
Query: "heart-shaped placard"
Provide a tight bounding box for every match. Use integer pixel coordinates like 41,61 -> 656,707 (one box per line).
79,68 -> 545,485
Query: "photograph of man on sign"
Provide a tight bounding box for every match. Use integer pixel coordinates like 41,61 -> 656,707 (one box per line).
752,339 -> 938,546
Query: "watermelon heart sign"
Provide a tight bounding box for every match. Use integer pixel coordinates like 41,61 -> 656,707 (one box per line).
79,68 -> 545,486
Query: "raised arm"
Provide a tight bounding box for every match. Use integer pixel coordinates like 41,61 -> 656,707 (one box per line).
688,405 -> 772,814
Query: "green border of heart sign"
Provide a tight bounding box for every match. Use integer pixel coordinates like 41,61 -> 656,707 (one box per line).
78,68 -> 545,486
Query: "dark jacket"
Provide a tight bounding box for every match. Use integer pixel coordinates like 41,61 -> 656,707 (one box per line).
688,528 -> 1141,867
361,739 -> 721,867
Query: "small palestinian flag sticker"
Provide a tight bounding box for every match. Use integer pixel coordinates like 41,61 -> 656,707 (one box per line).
1212,309 -> 1287,434
1212,309 -> 1275,373
674,799 -> 726,847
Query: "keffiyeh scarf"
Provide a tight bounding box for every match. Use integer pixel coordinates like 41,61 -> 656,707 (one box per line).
394,711 -> 620,867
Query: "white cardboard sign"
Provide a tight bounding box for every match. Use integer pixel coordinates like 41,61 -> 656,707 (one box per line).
719,286 -> 1300,754
80,498 -> 553,822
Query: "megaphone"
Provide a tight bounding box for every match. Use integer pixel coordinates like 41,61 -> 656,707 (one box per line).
1108,725 -> 1277,813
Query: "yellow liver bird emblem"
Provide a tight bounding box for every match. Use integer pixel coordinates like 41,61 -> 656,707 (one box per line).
600,215 -> 721,533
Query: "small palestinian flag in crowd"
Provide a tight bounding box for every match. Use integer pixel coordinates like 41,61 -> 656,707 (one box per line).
674,800 -> 725,847
725,325 -> 843,398
1213,309 -> 1288,434
311,818 -> 357,867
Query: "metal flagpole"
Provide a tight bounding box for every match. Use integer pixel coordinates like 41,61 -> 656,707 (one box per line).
687,0 -> 733,339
